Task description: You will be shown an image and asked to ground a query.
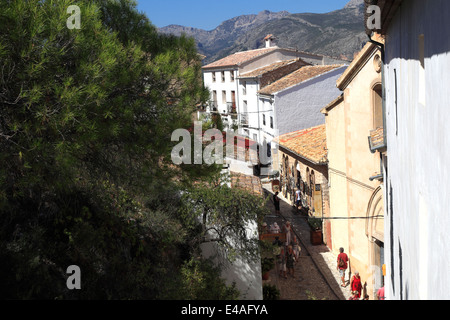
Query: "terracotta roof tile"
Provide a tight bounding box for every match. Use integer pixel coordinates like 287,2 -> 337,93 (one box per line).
239,59 -> 300,78
202,47 -> 277,69
230,172 -> 263,196
274,124 -> 327,165
258,65 -> 344,95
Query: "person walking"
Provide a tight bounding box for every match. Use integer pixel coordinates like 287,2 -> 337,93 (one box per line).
337,247 -> 349,287
286,245 -> 295,278
350,271 -> 362,299
295,188 -> 302,213
278,245 -> 287,279
376,286 -> 385,300
273,191 -> 281,216
283,221 -> 293,245
292,237 -> 301,263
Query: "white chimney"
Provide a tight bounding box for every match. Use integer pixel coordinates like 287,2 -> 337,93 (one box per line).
264,34 -> 276,48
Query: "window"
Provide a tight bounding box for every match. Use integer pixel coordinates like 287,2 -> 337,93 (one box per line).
230,70 -> 235,82
241,101 -> 248,125
270,116 -> 274,129
263,114 -> 266,126
230,91 -> 236,113
242,81 -> 247,95
222,91 -> 226,104
212,72 -> 216,82
306,168 -> 310,197
221,71 -> 225,82
373,84 -> 383,129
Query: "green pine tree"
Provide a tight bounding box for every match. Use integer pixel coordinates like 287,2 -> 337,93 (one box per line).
0,0 -> 265,299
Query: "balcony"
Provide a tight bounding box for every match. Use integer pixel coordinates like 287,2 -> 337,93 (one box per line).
227,102 -> 237,114
240,113 -> 249,126
209,100 -> 218,112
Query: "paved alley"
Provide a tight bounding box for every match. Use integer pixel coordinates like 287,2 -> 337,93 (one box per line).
261,182 -> 352,301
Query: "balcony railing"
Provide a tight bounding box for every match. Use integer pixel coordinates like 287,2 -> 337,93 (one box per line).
209,100 -> 218,112
240,113 -> 249,126
227,102 -> 237,114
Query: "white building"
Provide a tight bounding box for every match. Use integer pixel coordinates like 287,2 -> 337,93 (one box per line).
237,59 -> 310,143
202,36 -> 348,175
201,35 -> 328,132
370,0 -> 450,300
257,65 -> 347,150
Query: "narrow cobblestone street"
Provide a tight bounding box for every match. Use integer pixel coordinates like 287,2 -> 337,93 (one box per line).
261,183 -> 352,301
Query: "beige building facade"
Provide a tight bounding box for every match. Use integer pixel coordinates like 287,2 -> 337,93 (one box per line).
321,39 -> 385,300
273,125 -> 330,233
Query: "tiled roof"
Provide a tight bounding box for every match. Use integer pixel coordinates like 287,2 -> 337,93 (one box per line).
239,59 -> 301,78
258,65 -> 344,95
274,124 -> 327,165
202,47 -> 277,69
230,172 -> 263,196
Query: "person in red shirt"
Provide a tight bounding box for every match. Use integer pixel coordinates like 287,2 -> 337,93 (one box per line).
376,286 -> 385,300
336,247 -> 349,287
350,271 -> 362,299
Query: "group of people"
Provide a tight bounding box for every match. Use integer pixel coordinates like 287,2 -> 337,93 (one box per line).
273,189 -> 304,216
271,221 -> 301,279
337,247 -> 385,300
337,247 -> 364,299
271,191 -> 386,300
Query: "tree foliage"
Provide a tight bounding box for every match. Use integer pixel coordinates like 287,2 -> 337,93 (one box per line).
0,0 -> 264,299
180,173 -> 268,264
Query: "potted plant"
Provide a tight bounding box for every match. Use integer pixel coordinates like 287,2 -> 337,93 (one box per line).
263,284 -> 280,300
308,217 -> 323,245
261,257 -> 275,280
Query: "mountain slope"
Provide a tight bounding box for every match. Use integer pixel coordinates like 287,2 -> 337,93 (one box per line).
159,10 -> 290,59
159,1 -> 367,64
225,5 -> 367,62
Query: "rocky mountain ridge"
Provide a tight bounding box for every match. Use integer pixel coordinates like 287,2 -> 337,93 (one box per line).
159,10 -> 291,61
159,0 -> 367,64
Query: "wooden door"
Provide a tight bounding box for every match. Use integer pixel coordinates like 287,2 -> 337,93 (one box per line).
313,184 -> 322,216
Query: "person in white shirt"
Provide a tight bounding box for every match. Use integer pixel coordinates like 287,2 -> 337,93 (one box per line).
295,188 -> 302,212
270,222 -> 281,234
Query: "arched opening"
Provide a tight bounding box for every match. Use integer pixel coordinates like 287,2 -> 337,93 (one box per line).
373,83 -> 383,130
366,186 -> 385,298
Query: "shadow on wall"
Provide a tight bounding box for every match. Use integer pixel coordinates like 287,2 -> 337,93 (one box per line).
384,1 -> 450,64
200,234 -> 263,300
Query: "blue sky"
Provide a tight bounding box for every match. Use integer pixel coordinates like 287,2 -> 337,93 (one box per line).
136,0 -> 351,30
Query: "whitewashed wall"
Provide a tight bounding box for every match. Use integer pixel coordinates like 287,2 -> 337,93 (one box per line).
200,220 -> 263,300
274,66 -> 346,136
383,0 -> 450,300
239,79 -> 260,139
203,69 -> 239,114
